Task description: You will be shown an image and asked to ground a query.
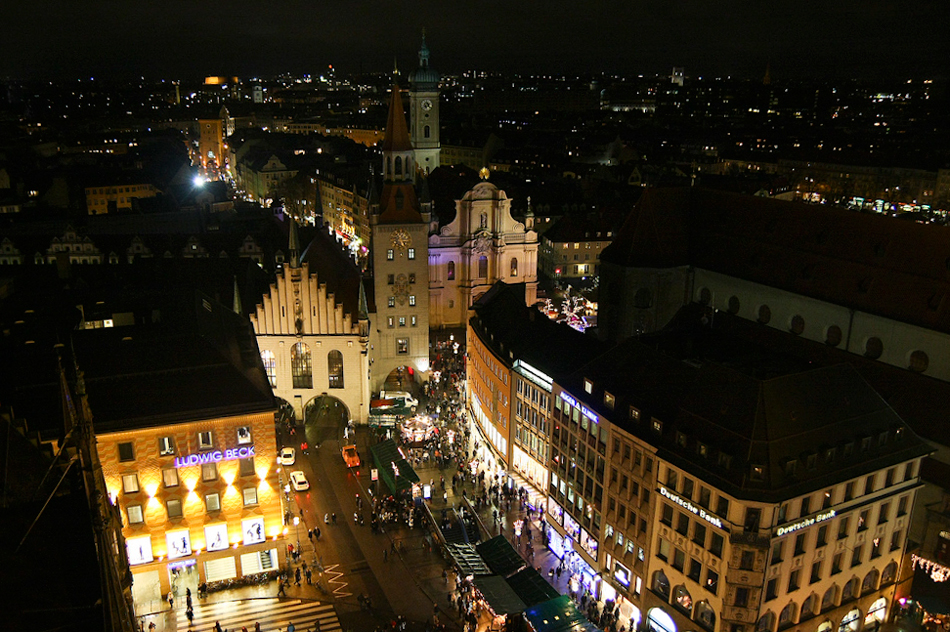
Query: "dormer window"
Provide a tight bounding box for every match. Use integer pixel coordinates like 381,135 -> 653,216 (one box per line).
878,431 -> 889,446
806,454 -> 817,470
675,432 -> 687,447
824,448 -> 837,463
604,392 -> 615,410
785,460 -> 798,476
629,407 -> 640,421
584,379 -> 593,394
750,465 -> 765,482
652,419 -> 663,434
860,437 -> 871,452
718,453 -> 732,469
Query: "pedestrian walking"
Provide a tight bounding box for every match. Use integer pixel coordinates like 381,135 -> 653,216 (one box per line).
308,529 -> 313,541
167,591 -> 174,609
295,567 -> 302,586
214,621 -> 223,632
277,578 -> 287,597
306,568 -> 312,585
315,527 -> 321,540
186,608 -> 194,625
442,569 -> 448,585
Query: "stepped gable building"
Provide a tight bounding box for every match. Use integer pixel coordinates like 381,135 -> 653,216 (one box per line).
370,83 -> 431,391
250,217 -> 371,423
429,174 -> 539,328
551,328 -> 932,632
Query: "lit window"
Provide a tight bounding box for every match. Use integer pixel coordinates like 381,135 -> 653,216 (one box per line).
237,426 -> 252,444
202,462 -> 218,481
205,493 -> 220,512
409,295 -> 416,306
127,505 -> 144,524
158,436 -> 175,456
122,474 -> 140,494
167,499 -> 183,519
387,249 -> 394,260
397,338 -> 409,355
408,248 -> 416,260
243,487 -> 258,506
584,380 -> 593,394
162,468 -> 179,488
198,431 -> 213,450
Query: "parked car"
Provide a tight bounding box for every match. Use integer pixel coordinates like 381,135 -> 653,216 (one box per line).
379,391 -> 418,408
290,470 -> 310,491
279,447 -> 296,466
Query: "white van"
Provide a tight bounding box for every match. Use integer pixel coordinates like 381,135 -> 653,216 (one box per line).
380,391 -> 419,408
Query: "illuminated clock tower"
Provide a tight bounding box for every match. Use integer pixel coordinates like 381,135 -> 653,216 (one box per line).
408,33 -> 440,175
371,83 -> 431,393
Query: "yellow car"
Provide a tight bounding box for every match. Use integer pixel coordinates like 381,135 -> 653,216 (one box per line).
342,445 -> 361,468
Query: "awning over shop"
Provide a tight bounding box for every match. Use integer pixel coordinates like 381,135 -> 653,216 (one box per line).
476,535 -> 526,578
445,543 -> 492,576
523,595 -> 603,632
912,564 -> 950,615
507,566 -> 560,608
369,439 -> 419,494
473,575 -> 527,616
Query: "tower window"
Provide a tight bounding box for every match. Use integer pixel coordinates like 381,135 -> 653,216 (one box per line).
424,125 -> 431,139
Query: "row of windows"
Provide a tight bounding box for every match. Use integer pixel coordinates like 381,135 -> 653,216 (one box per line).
700,289 -> 931,373
285,345 -> 345,390
387,315 -> 419,328
759,564 -> 897,631
385,248 -> 417,260
387,295 -> 418,307
117,427 -> 252,462
766,533 -> 902,602
121,457 -> 257,495
652,570 -> 718,629
516,378 -> 550,410
125,486 -> 259,525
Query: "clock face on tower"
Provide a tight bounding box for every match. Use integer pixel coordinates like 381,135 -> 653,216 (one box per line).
391,229 -> 412,251
421,99 -> 433,111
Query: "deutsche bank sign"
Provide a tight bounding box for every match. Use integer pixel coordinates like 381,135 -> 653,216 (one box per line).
776,510 -> 836,537
174,446 -> 255,468
660,486 -> 724,529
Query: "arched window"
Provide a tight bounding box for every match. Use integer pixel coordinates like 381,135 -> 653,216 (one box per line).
817,622 -> 833,632
478,255 -> 488,279
673,585 -> 692,614
801,594 -> 819,619
394,156 -> 402,176
652,570 -> 670,599
864,337 -> 883,360
881,562 -> 898,585
261,350 -> 276,387
447,261 -> 455,281
865,598 -> 887,628
727,295 -> 740,314
386,156 -> 392,177
424,125 -> 431,139
779,602 -> 797,628
758,304 -> 771,324
821,585 -> 838,612
695,601 -> 716,631
635,288 -> 653,309
842,578 -> 858,602
861,570 -> 879,594
698,287 -> 711,305
510,257 -> 518,277
291,342 -> 312,389
790,314 -> 805,335
328,350 -> 344,389
909,350 -> 929,373
826,325 -> 842,346
757,612 -> 775,632
647,608 -> 677,632
838,609 -> 861,632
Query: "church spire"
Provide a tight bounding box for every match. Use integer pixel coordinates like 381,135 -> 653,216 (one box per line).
381,84 -> 413,182
288,215 -> 300,268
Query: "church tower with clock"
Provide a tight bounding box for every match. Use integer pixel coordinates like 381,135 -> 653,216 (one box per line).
370,83 -> 431,393
408,34 -> 440,175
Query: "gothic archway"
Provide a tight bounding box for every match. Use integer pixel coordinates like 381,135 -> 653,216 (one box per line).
303,394 -> 351,446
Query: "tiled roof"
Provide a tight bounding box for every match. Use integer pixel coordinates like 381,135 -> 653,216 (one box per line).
603,187 -> 950,334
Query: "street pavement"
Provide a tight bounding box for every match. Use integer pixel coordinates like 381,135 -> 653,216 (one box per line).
174,597 -> 339,632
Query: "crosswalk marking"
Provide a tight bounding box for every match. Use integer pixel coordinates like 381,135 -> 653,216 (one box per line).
176,598 -> 340,632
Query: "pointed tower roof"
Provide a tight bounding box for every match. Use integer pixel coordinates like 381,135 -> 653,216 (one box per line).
232,275 -> 242,314
381,85 -> 413,154
288,215 -> 300,268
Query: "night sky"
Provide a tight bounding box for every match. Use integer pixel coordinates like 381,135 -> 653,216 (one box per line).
4,0 -> 947,81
